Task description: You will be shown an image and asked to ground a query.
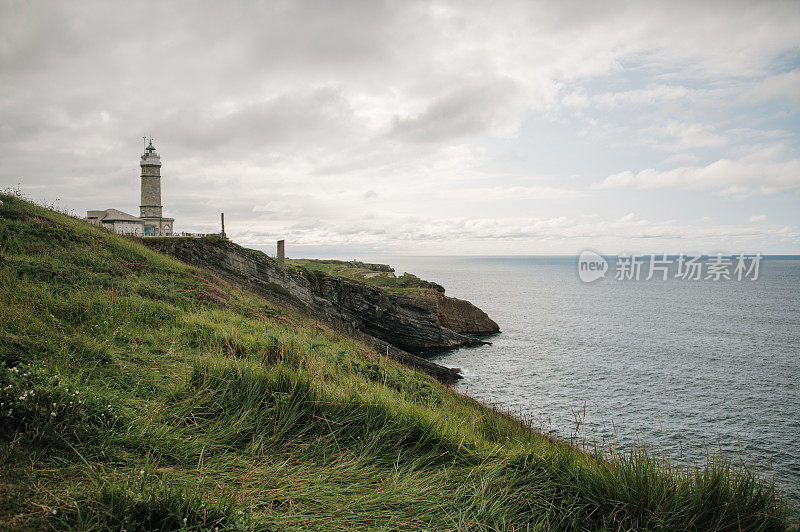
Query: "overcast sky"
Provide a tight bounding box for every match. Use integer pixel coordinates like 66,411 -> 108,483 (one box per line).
2,0 -> 799,258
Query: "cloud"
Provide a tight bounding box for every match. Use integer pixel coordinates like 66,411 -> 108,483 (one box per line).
442,185 -> 582,201
157,87 -> 360,156
746,69 -> 800,106
234,211 -> 800,256
592,85 -> 691,108
642,121 -> 728,152
594,146 -> 800,195
749,214 -> 767,222
389,79 -> 522,143
1,1 -> 799,254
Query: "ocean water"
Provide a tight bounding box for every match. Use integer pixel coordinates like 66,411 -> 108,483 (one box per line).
375,255 -> 800,506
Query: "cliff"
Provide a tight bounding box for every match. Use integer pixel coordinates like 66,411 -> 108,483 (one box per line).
1,194 -> 789,530
142,237 -> 497,382
297,265 -> 499,352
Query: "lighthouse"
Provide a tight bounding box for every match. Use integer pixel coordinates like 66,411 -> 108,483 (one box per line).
139,139 -> 174,236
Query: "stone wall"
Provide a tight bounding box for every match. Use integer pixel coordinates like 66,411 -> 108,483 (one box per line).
140,153 -> 162,219
140,175 -> 162,218
108,220 -> 144,235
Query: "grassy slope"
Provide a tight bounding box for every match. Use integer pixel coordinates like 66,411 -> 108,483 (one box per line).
0,194 -> 792,531
287,259 -> 436,296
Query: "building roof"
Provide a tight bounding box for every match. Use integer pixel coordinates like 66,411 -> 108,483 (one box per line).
96,209 -> 143,223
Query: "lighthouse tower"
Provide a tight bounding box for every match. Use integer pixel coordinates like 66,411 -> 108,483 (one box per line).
139,139 -> 174,236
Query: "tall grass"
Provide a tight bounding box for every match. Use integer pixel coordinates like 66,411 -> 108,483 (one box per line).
0,193 -> 794,530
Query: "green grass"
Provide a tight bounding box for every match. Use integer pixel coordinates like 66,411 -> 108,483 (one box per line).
0,192 -> 794,530
287,258 -> 441,296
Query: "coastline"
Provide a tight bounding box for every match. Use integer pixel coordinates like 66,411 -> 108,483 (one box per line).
0,194 -> 794,529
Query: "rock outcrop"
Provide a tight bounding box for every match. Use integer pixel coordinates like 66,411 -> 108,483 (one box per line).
310,275 -> 491,353
145,236 -> 317,310
143,236 -> 500,381
431,292 -> 499,335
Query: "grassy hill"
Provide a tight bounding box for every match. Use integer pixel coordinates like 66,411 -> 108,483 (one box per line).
286,259 -> 441,296
0,193 -> 793,530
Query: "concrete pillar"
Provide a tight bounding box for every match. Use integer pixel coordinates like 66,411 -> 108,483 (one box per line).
277,239 -> 285,268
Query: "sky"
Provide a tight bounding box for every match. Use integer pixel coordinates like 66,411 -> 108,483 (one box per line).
1,0 -> 799,258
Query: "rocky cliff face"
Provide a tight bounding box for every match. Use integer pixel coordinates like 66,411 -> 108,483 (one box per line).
431,292 -> 499,335
143,237 -> 499,380
144,236 -> 317,311
310,275 -> 495,353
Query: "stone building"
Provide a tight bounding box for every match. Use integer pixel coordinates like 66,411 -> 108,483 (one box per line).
86,208 -> 144,235
87,140 -> 175,236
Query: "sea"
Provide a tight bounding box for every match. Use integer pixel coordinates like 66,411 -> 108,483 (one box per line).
371,255 -> 800,508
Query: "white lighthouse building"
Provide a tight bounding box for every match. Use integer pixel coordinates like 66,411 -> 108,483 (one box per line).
87,140 -> 175,236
